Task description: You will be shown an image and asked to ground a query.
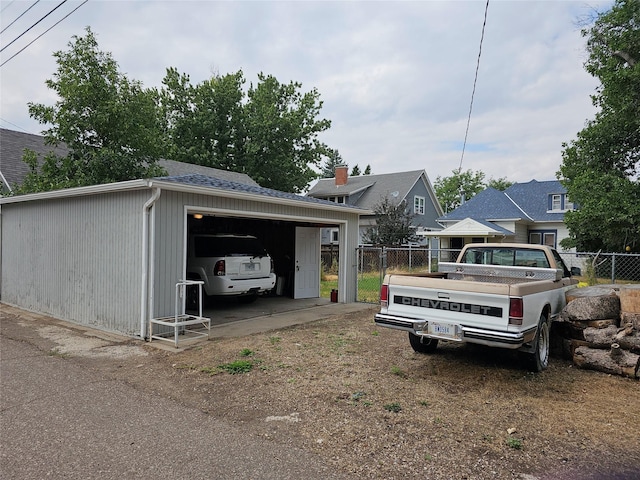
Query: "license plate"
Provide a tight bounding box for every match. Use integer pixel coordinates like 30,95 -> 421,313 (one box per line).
428,322 -> 458,339
244,263 -> 256,271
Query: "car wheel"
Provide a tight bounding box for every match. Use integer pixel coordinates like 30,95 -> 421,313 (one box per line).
523,314 -> 550,372
408,332 -> 439,354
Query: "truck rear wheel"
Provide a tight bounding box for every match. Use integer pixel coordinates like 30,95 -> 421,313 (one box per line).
523,314 -> 550,372
408,332 -> 439,354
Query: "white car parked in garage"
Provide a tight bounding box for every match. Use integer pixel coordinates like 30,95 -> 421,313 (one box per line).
187,234 -> 276,305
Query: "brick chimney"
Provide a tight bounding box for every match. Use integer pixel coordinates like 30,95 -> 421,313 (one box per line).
335,164 -> 348,186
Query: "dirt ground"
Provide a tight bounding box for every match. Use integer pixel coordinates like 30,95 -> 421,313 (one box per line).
4,305 -> 640,479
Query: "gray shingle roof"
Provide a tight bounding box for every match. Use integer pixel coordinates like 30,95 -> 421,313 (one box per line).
0,128 -> 258,191
157,173 -> 364,210
157,159 -> 258,186
307,170 -> 427,210
0,128 -> 69,191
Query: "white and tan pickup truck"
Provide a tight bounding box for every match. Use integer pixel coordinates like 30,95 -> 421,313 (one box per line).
374,243 -> 579,371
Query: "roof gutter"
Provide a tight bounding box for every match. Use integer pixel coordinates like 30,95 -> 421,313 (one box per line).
0,179 -> 149,204
140,185 -> 161,339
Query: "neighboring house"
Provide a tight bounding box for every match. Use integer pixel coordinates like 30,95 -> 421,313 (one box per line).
430,179 -> 574,252
0,127 -> 259,193
306,165 -> 443,245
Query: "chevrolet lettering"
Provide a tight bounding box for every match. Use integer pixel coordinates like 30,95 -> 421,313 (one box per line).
394,295 -> 501,317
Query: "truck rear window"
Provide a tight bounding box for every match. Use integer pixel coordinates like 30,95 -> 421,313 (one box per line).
462,248 -> 550,268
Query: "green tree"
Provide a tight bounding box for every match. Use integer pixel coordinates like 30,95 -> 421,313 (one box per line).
350,164 -> 361,176
242,73 -> 331,193
320,149 -> 343,178
363,164 -> 372,175
362,195 -> 417,246
434,169 -> 512,213
18,28 -> 165,194
487,177 -> 513,191
161,68 -> 245,172
434,169 -> 486,213
558,0 -> 640,251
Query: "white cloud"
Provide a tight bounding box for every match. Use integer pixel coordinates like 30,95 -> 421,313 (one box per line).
0,0 -> 612,184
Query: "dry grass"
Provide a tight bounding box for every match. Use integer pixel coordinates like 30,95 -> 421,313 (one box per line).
117,307 -> 639,479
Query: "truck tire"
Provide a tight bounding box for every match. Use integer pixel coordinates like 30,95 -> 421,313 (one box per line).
523,314 -> 550,372
408,332 -> 439,354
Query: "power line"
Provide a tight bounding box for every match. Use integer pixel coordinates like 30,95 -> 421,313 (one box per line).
458,0 -> 490,173
1,0 -> 41,35
0,0 -> 88,68
1,0 -> 68,53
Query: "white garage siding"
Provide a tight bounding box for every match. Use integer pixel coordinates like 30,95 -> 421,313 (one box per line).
1,189 -> 148,335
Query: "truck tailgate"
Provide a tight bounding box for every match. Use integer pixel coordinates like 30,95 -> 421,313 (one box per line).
384,275 -> 512,334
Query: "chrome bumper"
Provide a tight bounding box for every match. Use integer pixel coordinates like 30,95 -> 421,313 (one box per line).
374,312 -> 537,349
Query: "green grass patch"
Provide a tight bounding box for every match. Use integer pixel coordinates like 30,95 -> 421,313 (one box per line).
218,360 -> 254,374
383,402 -> 402,413
506,437 -> 523,450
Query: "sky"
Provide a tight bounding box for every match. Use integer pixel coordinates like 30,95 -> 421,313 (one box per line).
0,0 -> 614,186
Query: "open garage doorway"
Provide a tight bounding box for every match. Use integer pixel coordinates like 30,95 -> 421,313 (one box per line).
184,212 -> 339,310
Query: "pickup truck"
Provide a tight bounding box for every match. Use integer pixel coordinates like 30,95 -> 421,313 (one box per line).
374,243 -> 579,371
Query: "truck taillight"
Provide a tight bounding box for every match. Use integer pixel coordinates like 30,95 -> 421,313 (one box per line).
380,284 -> 389,308
214,260 -> 225,276
509,297 -> 523,325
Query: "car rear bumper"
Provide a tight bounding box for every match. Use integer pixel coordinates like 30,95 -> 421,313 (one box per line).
205,274 -> 276,296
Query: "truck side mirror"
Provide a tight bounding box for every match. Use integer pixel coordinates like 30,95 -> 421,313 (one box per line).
570,267 -> 581,276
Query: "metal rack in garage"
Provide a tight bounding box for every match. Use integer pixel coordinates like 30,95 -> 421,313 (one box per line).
148,280 -> 210,348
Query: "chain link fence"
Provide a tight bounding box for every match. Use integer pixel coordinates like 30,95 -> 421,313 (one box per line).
351,246 -> 640,304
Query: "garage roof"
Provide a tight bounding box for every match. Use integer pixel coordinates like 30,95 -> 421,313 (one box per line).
0,173 -> 370,215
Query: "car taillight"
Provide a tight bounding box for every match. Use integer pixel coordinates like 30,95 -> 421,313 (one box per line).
214,260 -> 225,276
270,258 -> 274,273
380,284 -> 389,308
509,297 -> 523,325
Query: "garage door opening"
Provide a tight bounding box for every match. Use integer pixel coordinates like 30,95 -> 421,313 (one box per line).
184,213 -> 341,320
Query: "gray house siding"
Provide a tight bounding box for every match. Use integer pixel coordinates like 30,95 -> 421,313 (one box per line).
1,190 -> 147,335
405,180 -> 442,231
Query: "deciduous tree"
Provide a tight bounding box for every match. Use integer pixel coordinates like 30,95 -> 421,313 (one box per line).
18,28 -> 165,193
434,169 -> 512,213
559,0 -> 640,251
362,195 -> 417,246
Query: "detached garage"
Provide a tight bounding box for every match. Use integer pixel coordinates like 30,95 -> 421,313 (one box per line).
0,174 -> 364,338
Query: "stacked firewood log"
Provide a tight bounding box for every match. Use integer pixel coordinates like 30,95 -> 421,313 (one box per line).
553,285 -> 640,379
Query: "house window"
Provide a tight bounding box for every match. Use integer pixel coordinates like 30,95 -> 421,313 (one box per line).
529,233 -> 541,245
565,196 -> 574,211
331,229 -> 339,243
529,231 -> 556,248
328,196 -> 345,204
551,194 -> 562,211
414,195 -> 425,215
544,233 -> 556,247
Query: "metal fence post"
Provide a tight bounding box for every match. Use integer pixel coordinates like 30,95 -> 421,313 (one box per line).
611,253 -> 616,284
